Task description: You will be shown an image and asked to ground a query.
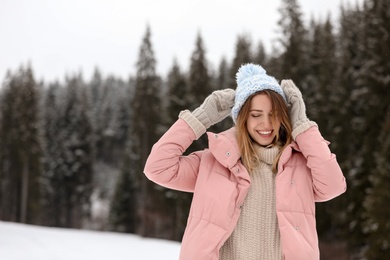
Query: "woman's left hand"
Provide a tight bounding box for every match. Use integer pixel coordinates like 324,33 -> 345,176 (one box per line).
281,79 -> 317,140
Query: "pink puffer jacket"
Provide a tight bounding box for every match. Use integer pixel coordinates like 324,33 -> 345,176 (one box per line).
144,119 -> 346,260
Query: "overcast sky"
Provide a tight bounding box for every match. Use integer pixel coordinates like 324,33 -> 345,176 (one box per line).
0,0 -> 362,83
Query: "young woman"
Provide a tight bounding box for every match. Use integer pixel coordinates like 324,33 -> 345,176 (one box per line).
144,63 -> 346,260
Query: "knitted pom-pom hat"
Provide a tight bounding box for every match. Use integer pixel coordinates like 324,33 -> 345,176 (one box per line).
231,63 -> 287,123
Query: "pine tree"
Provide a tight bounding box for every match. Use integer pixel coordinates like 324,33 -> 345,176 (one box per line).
57,74 -> 94,228
361,0 -> 390,257
87,70 -> 127,166
276,0 -> 309,86
186,31 -> 213,152
113,77 -> 132,159
253,40 -> 267,66
109,153 -> 137,233
335,4 -> 369,253
0,65 -> 42,224
106,78 -> 133,232
363,105 -> 390,258
88,68 -> 105,161
187,31 -> 212,111
229,34 -> 253,89
331,1 -> 389,255
96,76 -> 123,164
112,25 -> 177,239
305,15 -> 348,243
360,0 -> 390,171
164,59 -> 195,240
167,58 -> 187,123
306,16 -> 338,131
212,57 -> 234,131
216,57 -> 230,90
41,82 -> 66,227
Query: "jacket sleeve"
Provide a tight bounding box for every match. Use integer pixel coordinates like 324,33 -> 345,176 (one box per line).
143,118 -> 202,192
295,126 -> 347,202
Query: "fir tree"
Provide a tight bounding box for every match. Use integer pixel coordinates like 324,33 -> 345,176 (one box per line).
361,0 -> 390,257
0,65 -> 42,224
216,57 -> 230,91
167,58 -> 187,123
229,34 -> 253,89
88,68 -> 105,161
276,0 -> 309,86
213,57 -> 234,131
360,0 -> 390,172
306,15 -> 345,242
253,40 -> 267,66
306,16 -> 336,127
95,75 -> 123,164
107,78 -> 134,232
363,106 -> 390,258
186,31 -> 213,152
113,77 -> 133,158
41,82 -> 65,227
335,4 -> 368,252
165,59 -> 195,240
113,25 -> 177,239
187,31 -> 212,111
58,74 -> 94,228
109,153 -> 137,233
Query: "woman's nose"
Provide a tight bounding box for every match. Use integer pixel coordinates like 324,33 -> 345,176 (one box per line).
261,117 -> 272,128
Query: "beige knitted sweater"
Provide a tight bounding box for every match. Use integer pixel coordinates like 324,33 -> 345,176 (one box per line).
219,145 -> 282,260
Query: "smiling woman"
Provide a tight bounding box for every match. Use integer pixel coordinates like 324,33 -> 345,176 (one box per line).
247,93 -> 281,146
236,90 -> 291,173
144,63 -> 346,259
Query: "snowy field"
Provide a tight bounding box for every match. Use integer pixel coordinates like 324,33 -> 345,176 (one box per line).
0,221 -> 180,260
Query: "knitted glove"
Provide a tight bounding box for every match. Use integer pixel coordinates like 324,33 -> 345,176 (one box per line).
179,89 -> 235,139
281,80 -> 317,140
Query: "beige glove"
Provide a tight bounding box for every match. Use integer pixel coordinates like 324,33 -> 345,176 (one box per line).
179,89 -> 235,139
192,89 -> 235,128
281,80 -> 317,140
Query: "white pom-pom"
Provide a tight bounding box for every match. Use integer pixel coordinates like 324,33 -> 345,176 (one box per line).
236,63 -> 266,85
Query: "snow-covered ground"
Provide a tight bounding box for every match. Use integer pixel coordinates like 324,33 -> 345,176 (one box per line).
0,221 -> 180,260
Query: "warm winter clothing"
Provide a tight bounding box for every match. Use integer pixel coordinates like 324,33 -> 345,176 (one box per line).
281,79 -> 318,140
145,63 -> 346,259
219,145 -> 282,260
231,64 -> 287,123
144,116 -> 347,260
192,88 -> 235,130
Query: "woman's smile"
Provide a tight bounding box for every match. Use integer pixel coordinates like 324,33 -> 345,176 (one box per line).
247,94 -> 281,146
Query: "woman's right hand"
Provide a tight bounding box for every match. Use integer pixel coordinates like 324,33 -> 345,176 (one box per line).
192,89 -> 235,129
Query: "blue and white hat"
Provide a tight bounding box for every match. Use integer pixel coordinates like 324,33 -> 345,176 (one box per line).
231,63 -> 287,123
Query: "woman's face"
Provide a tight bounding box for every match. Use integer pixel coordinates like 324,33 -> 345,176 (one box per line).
246,93 -> 281,146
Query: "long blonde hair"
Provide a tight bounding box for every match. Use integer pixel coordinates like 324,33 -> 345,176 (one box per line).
236,90 -> 292,174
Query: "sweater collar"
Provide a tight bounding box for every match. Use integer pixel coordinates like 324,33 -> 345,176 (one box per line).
253,144 -> 280,165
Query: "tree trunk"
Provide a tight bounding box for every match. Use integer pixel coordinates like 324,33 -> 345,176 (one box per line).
20,153 -> 29,223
